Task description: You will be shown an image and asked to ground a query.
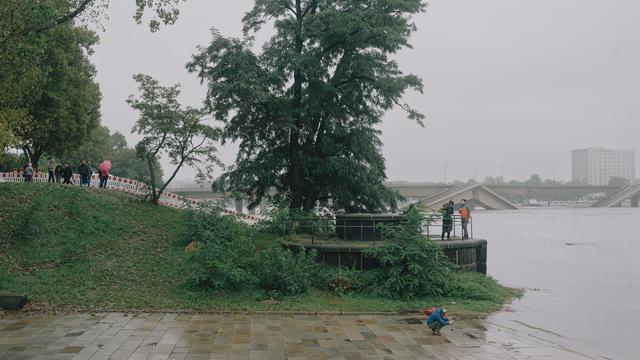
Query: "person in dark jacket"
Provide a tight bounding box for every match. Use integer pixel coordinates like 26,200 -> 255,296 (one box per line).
54,164 -> 64,183
78,160 -> 91,187
62,163 -> 73,184
441,201 -> 454,240
426,308 -> 452,336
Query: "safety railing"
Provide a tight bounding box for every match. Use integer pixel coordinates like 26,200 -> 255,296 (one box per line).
280,212 -> 473,244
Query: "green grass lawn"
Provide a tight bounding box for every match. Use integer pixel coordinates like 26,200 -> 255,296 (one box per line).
0,183 -> 520,314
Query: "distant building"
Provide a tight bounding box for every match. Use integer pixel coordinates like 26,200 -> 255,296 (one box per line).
572,148 -> 636,186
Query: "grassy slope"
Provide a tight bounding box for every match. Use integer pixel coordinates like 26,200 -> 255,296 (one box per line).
0,183 -> 519,313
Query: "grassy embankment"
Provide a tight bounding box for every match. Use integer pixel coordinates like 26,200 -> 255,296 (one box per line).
0,183 -> 520,313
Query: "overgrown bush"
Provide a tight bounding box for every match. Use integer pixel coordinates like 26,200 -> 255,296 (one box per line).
257,246 -> 318,296
445,271 -> 507,303
327,268 -> 372,296
184,204 -> 322,296
184,204 -> 257,291
364,205 -> 452,299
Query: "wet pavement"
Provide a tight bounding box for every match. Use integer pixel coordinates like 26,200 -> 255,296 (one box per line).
0,312 -> 590,360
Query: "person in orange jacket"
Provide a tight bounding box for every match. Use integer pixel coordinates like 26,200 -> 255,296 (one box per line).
458,199 -> 471,239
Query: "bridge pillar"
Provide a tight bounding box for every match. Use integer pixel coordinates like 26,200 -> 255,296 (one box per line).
632,194 -> 640,208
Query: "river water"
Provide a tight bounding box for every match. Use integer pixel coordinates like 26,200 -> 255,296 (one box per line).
472,208 -> 640,360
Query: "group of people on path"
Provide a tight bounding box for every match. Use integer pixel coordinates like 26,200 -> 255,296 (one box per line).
440,198 -> 471,240
22,160 -> 112,188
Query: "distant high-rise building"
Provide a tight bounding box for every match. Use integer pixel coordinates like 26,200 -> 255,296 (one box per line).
572,148 -> 636,186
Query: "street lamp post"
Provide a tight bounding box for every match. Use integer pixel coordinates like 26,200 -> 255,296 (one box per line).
442,163 -> 448,188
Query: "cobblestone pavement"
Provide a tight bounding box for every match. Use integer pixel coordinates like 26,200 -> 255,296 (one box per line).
0,312 -> 582,360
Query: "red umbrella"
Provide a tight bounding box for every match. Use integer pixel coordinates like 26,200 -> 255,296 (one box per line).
100,160 -> 112,173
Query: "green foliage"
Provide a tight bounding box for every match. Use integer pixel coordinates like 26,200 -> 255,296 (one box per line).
258,246 -> 317,297
444,272 -> 511,303
128,74 -> 221,204
184,205 -> 320,296
188,0 -> 425,212
256,194 -> 333,236
184,205 -> 257,291
61,125 -> 164,182
4,20 -> 101,164
327,268 -> 371,297
364,206 -> 452,299
0,183 -> 517,312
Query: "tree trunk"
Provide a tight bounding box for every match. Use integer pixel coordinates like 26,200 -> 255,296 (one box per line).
21,145 -> 32,163
146,154 -> 159,205
289,0 -> 305,210
31,148 -> 43,169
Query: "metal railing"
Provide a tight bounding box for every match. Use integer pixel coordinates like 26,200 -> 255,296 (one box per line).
280,213 -> 473,244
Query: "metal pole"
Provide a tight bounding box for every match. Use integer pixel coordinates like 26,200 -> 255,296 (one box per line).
442,163 -> 448,188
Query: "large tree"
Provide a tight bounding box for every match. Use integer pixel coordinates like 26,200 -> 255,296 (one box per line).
128,74 -> 220,205
188,0 -> 425,212
12,22 -> 102,165
0,0 -> 185,152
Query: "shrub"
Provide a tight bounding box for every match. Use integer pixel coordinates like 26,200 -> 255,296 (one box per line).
364,205 -> 452,299
327,268 -> 371,296
257,246 -> 317,296
445,272 -> 507,303
184,204 -> 257,291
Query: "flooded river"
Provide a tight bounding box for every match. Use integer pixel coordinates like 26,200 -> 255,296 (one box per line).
473,208 -> 640,360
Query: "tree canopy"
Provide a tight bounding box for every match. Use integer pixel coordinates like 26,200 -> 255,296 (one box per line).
188,0 -> 426,212
128,74 -> 220,204
14,22 -> 101,165
0,0 -> 185,155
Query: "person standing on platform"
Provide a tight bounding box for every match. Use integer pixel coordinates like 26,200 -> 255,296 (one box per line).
459,199 -> 471,239
441,201 -> 454,240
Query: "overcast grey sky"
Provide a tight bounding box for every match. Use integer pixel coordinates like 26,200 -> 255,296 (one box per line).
92,0 -> 640,183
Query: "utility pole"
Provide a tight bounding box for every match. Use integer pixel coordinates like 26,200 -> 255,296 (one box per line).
442,163 -> 448,188
500,166 -> 505,183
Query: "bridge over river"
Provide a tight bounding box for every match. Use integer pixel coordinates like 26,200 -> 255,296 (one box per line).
169,182 -> 638,211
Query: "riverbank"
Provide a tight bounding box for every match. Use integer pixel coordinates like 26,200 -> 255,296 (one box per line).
0,183 -> 518,314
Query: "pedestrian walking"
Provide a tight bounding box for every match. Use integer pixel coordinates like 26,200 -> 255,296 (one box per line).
24,163 -> 34,183
62,163 -> 73,184
47,160 -> 55,183
78,160 -> 91,187
441,200 -> 454,240
458,198 -> 471,239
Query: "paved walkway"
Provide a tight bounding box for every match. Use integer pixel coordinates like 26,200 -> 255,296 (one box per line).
0,312 -> 570,360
